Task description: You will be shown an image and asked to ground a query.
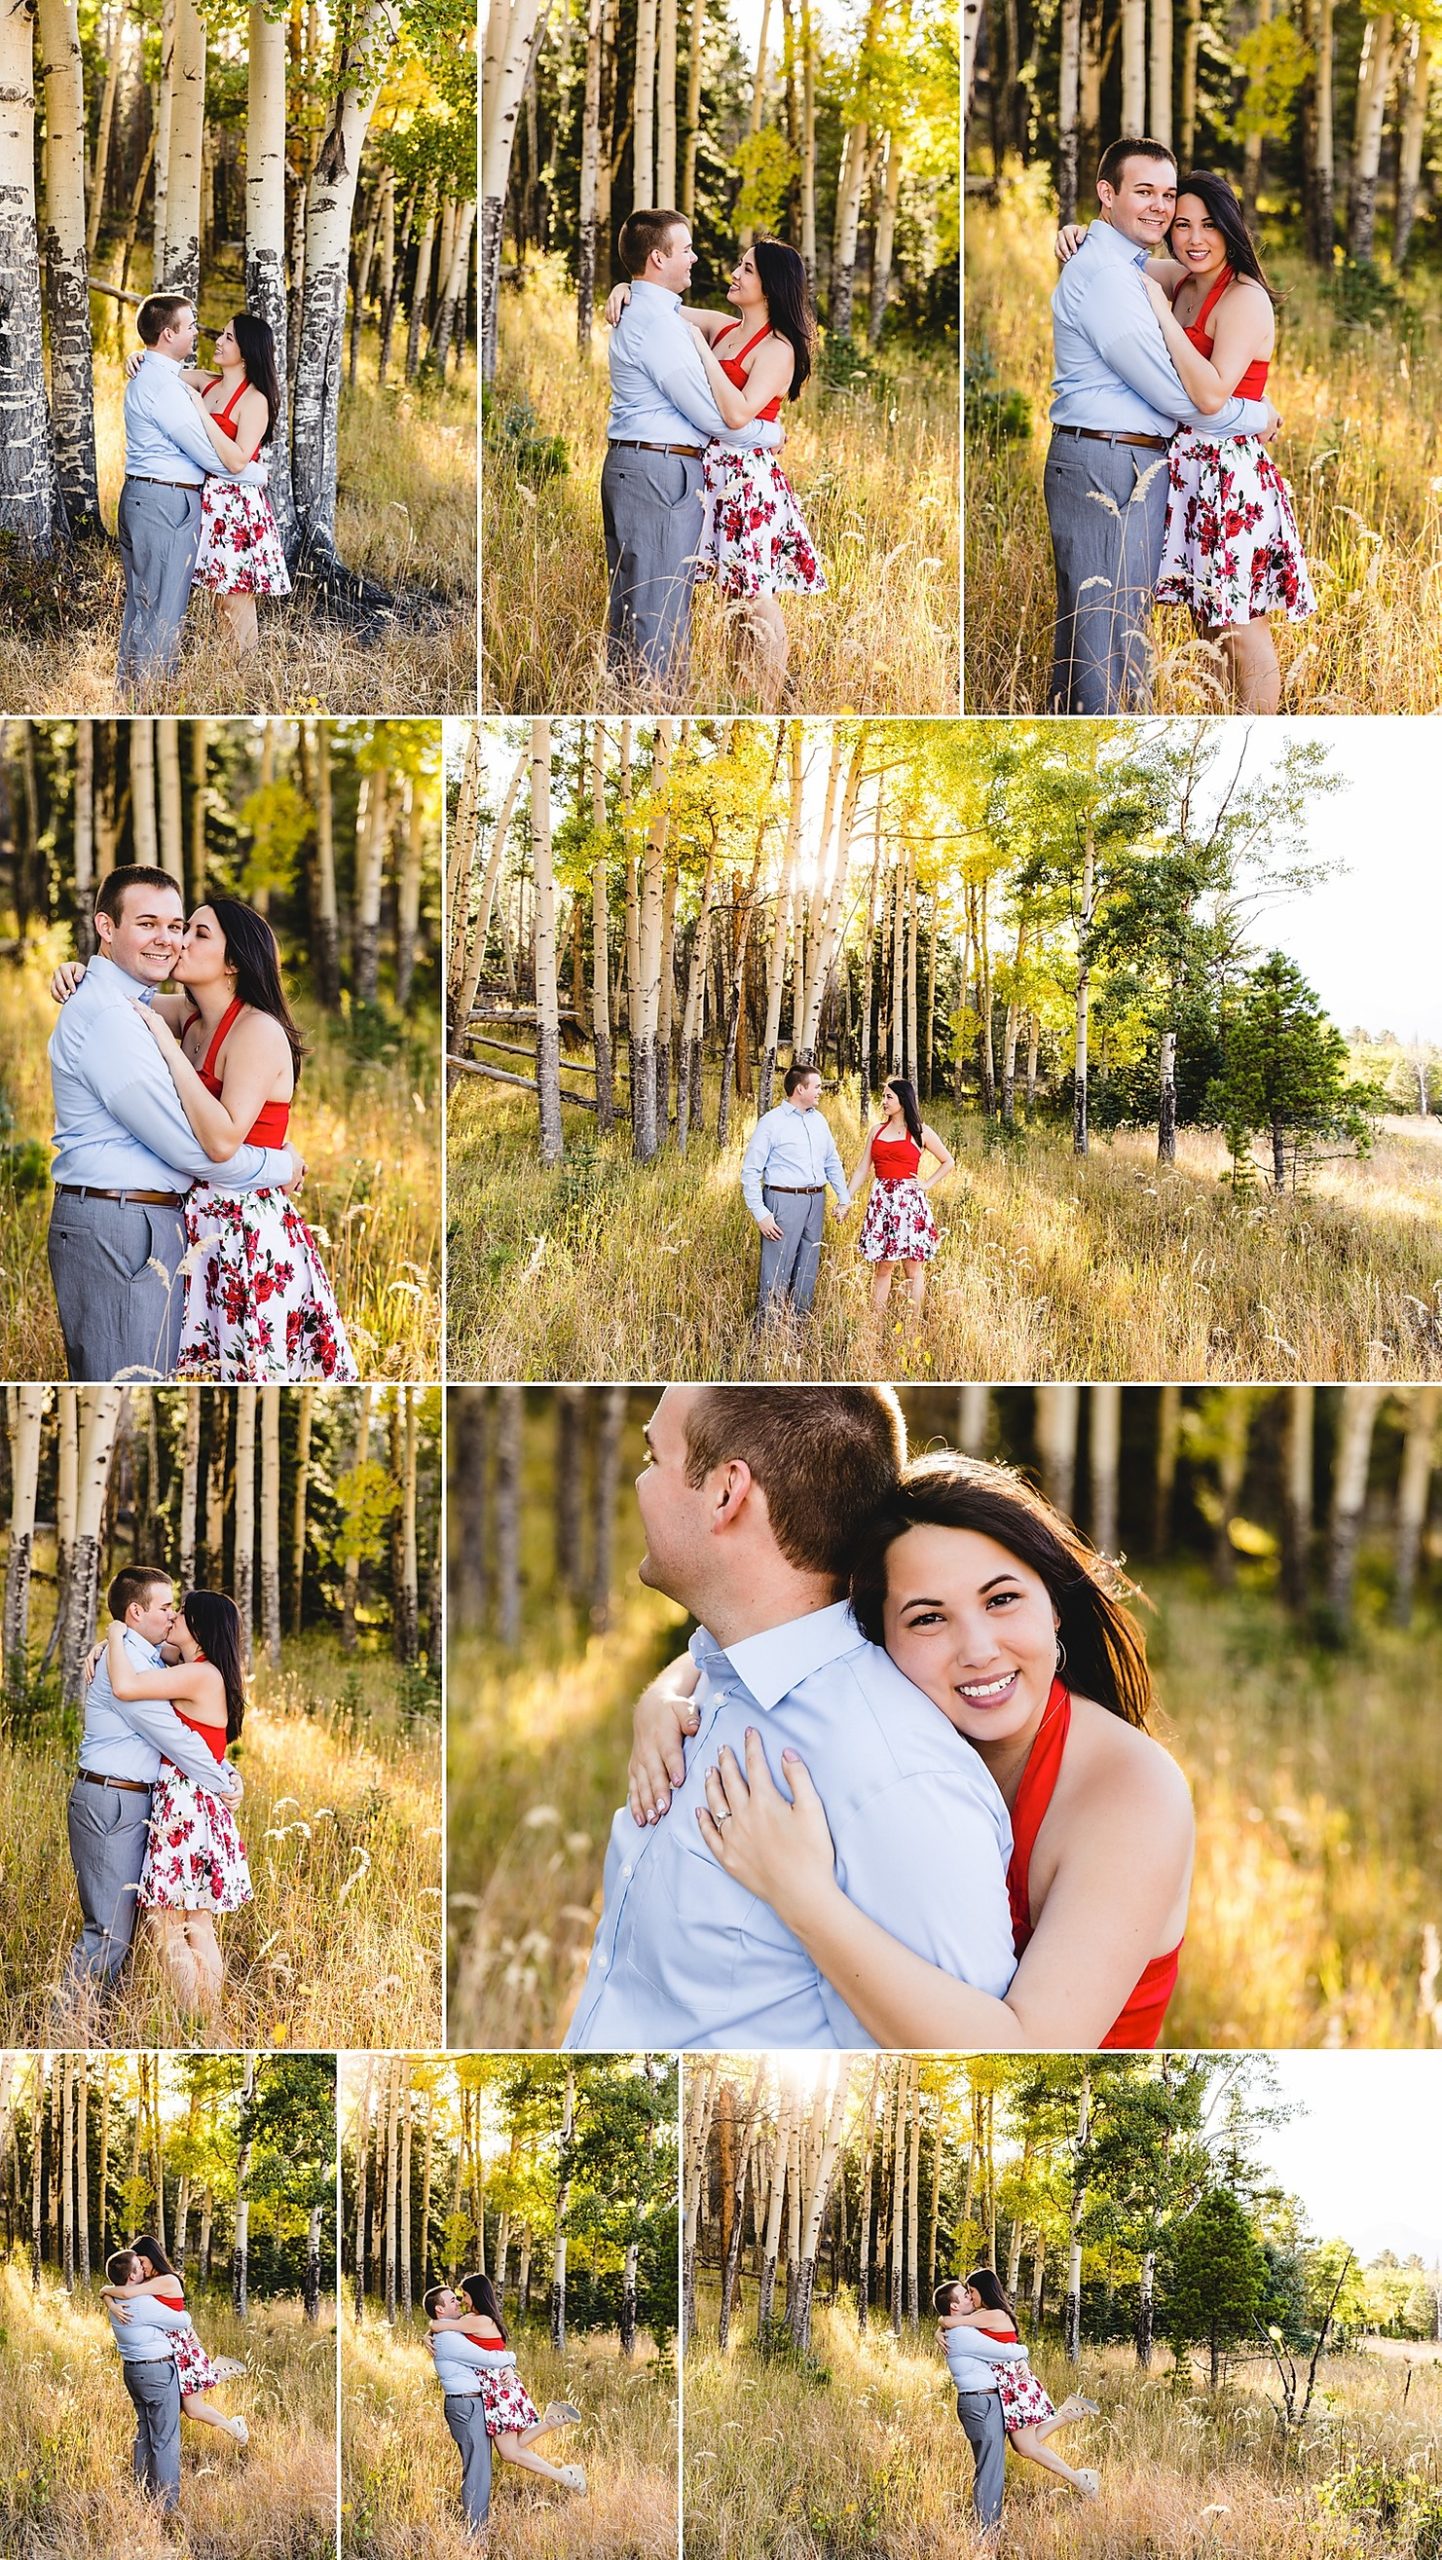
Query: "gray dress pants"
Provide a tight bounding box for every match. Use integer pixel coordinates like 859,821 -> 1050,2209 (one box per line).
125,2357 -> 183,2509
48,1188 -> 187,1381
955,2388 -> 1007,2529
601,444 -> 703,693
64,1777 -> 153,1988
117,476 -> 203,688
755,1185 -> 828,1320
1043,428 -> 1171,712
444,2394 -> 494,2531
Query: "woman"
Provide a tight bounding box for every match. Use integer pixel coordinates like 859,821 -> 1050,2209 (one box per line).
850,1076 -> 955,1322
939,2272 -> 1099,2498
629,1453 -> 1194,2049
53,898 -> 356,1380
1057,174 -> 1314,712
104,1590 -> 252,2019
428,2273 -> 586,2495
182,314 -> 293,652
103,2238 -> 248,2445
607,240 -> 825,706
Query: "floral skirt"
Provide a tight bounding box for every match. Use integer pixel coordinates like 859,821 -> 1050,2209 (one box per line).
139,1761 -> 253,1915
175,1184 -> 359,1382
696,446 -> 827,598
479,2368 -> 540,2439
173,2325 -> 225,2396
1155,434 -> 1316,627
194,480 -> 292,596
858,1176 -> 939,1264
996,2360 -> 1057,2434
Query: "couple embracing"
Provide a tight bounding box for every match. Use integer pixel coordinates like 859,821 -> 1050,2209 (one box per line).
103,2234 -> 249,2514
426,2272 -> 585,2533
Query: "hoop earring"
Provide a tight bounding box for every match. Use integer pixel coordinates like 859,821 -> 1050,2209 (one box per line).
1055,1638 -> 1068,1676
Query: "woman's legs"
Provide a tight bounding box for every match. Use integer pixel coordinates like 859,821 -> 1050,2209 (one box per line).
1007,2425 -> 1099,2493
1204,617 -> 1280,714
868,1259 -> 897,1315
903,1258 -> 928,1317
148,1910 -> 205,2009
215,592 -> 260,655
740,596 -> 788,708
181,1911 -> 225,2016
181,2391 -> 245,2440
493,2432 -> 584,2488
1032,2394 -> 1098,2442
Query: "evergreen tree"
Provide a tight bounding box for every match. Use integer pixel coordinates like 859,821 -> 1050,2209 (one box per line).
1207,950 -> 1376,1193
1163,2185 -> 1267,2389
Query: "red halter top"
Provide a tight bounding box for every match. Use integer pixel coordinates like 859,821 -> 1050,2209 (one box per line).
1006,1678 -> 1182,2049
871,1130 -> 923,1181
1182,267 -> 1269,399
717,319 -> 783,421
210,372 -> 264,465
173,1709 -> 227,1762
182,996 -> 291,1145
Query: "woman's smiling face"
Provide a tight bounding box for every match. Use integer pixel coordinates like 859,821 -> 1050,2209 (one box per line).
213,319 -> 240,365
882,1522 -> 1061,1746
727,247 -> 764,306
1170,195 -> 1228,279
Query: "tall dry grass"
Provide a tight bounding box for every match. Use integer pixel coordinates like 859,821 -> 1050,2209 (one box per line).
964,173 -> 1442,714
482,261 -> 960,712
0,351 -> 477,716
684,2298 -> 1442,2559
0,2261 -> 337,2560
446,1079 -> 1442,1383
342,2311 -> 676,2559
2,1644 -> 443,2050
0,940 -> 441,1380
448,1561 -> 1442,2052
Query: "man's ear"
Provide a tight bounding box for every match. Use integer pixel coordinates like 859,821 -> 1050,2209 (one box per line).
95,910 -> 113,950
711,1458 -> 754,1530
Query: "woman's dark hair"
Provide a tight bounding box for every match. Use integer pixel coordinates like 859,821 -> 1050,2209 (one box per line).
849,1453 -> 1156,1730
182,1590 -> 247,1744
965,2267 -> 1016,2321
229,311 -> 282,445
458,2271 -> 506,2340
131,2234 -> 177,2279
752,238 -> 815,399
884,1077 -> 924,1148
1171,171 -> 1280,305
204,896 -> 305,1082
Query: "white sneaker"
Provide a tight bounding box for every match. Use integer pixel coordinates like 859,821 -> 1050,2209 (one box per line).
230,2416 -> 249,2445
1072,2467 -> 1100,2500
543,2400 -> 582,2428
559,2465 -> 588,2496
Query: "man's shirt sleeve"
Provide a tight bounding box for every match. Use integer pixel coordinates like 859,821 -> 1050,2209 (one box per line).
1087,276 -> 1273,434
817,1764 -> 1016,2045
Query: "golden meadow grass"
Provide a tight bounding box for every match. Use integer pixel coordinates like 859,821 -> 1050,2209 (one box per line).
447,1079 -> 1442,1384
0,2262 -> 336,2560
448,1547 -> 1442,2053
683,2297 -> 1442,2560
342,2312 -> 676,2559
481,260 -> 960,713
0,941 -> 441,1379
0,342 -> 477,716
2,1642 -> 442,2050
964,174 -> 1442,714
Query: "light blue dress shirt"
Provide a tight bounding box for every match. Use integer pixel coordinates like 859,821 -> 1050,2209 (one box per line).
50,953 -> 292,1193
740,1102 -> 850,1223
1049,221 -> 1274,437
123,351 -> 266,485
608,282 -> 783,451
429,2332 -> 517,2395
564,1601 -> 1016,2051
108,2297 -> 192,2362
943,2327 -> 1028,2394
77,1625 -> 241,1798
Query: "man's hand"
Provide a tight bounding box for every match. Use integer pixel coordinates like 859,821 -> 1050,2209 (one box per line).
1258,399 -> 1281,443
758,1213 -> 784,1241
830,1200 -> 848,1222
284,1150 -> 306,1193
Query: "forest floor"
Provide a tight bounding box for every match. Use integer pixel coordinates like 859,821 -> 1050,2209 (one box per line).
684,2303 -> 1442,2559
482,261 -> 960,713
342,2314 -> 677,2559
0,2263 -> 337,2560
0,319 -> 476,716
448,1558 -> 1442,2052
447,1079 -> 1442,1383
2,1643 -> 442,2050
964,172 -> 1442,714
0,939 -> 441,1378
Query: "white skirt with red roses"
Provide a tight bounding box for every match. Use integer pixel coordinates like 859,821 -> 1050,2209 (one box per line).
138,1761 -> 254,1916
173,2323 -> 227,2396
479,2366 -> 541,2438
858,1176 -> 939,1264
175,1184 -> 359,1383
1155,434 -> 1316,628
194,479 -> 293,597
996,2358 -> 1057,2434
696,446 -> 827,599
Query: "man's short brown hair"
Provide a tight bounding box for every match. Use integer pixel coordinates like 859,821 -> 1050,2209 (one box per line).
422,2283 -> 450,2317
1097,137 -> 1177,189
95,865 -> 182,926
682,1388 -> 906,1582
933,2279 -> 962,2314
617,210 -> 687,277
136,292 -> 192,345
783,1063 -> 822,1096
106,2249 -> 139,2284
108,1565 -> 174,1620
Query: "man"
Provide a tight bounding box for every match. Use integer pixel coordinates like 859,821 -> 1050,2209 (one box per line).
603,209 -> 783,694
1045,136 -> 1278,713
564,1387 -> 1016,2050
105,2252 -> 194,2512
118,294 -> 259,695
64,1567 -> 242,2007
48,864 -> 298,1381
934,2280 -> 1029,2536
424,2283 -> 519,2534
740,1065 -> 851,1325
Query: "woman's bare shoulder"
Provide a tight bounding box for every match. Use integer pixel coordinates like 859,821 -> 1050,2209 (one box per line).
1066,1693 -> 1192,1808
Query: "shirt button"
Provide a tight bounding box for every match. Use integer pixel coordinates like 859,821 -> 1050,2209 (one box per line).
621,1860 -> 633,1879
597,1954 -> 609,1972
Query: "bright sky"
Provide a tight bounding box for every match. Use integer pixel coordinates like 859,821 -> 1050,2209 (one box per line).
1246,2053 -> 1442,2264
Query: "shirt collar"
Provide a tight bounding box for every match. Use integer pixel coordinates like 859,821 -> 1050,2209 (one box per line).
90,950 -> 159,1002
145,349 -> 188,372
1090,217 -> 1152,271
630,279 -> 681,312
691,1599 -> 861,1713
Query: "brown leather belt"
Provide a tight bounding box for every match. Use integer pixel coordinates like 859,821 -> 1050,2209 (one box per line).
79,1769 -> 149,1794
57,1184 -> 184,1208
125,474 -> 202,487
1053,426 -> 1168,452
766,1184 -> 826,1194
609,439 -> 704,457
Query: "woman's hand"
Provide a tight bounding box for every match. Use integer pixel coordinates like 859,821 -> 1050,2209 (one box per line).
694,1729 -> 839,1928
82,1642 -> 104,1686
124,349 -> 145,381
110,2300 -> 133,2323
49,960 -> 86,1005
1142,274 -> 1175,323
628,1653 -> 701,1825
1054,223 -> 1088,263
130,997 -> 180,1051
603,283 -> 632,328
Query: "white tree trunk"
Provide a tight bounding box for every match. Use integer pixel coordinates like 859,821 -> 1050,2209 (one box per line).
656,0 -> 678,203
291,0 -> 397,563
1121,0 -> 1146,129
3,1384 -> 45,1670
481,0 -> 543,384
1348,11 -> 1396,260
1148,0 -> 1172,141
0,0 -> 60,547
162,0 -> 206,298
233,1384 -> 257,1658
245,0 -> 296,552
633,0 -> 658,204
260,1387 -> 282,1668
37,0 -> 99,532
1393,22 -> 1434,263
428,199 -> 476,372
